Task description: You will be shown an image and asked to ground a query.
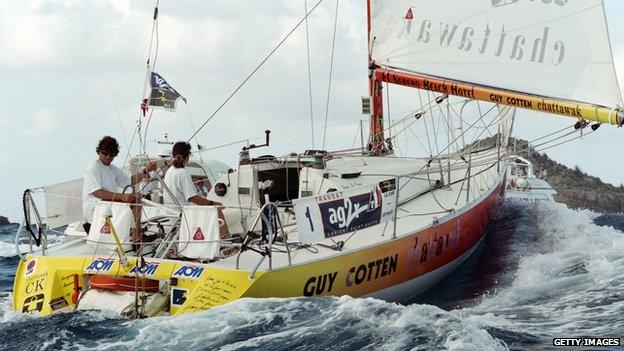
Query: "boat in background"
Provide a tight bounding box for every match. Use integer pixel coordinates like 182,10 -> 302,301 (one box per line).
11,0 -> 622,318
506,155 -> 557,202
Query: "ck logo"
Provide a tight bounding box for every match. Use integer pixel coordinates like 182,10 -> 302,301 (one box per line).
25,279 -> 45,294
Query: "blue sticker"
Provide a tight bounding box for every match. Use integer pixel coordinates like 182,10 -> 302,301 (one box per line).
172,288 -> 187,306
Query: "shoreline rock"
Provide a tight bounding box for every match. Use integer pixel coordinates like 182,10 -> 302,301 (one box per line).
0,216 -> 11,226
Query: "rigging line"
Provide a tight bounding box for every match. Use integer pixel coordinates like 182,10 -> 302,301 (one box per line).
397,104 -> 505,193
528,124 -> 574,144
425,170 -> 451,212
383,97 -> 467,137
322,0 -> 340,150
434,99 -> 458,152
385,63 -> 392,144
184,103 -> 203,162
534,129 -> 597,153
449,101 -> 468,148
195,139 -> 250,153
142,109 -> 155,151
426,90 -> 440,156
530,128 -> 582,149
188,0 -> 326,143
384,100 -> 440,139
417,89 -> 433,156
476,100 -> 495,138
195,119 -> 362,154
106,113 -> 142,206
142,1 -> 160,99
304,0 -> 315,148
110,89 -> 129,148
350,121 -> 361,148
444,105 -> 509,170
405,124 -> 430,153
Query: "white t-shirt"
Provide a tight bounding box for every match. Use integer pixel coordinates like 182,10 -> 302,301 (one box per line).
163,166 -> 198,205
82,159 -> 131,221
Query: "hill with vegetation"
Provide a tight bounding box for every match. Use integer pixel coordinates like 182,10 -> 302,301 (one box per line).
512,138 -> 624,213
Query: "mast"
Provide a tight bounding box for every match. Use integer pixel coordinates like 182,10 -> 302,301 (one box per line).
374,67 -> 624,126
367,0 -> 385,152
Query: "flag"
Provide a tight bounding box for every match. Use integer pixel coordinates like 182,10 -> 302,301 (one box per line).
149,71 -> 187,111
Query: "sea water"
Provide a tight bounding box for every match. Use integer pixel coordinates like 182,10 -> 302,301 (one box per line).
0,201 -> 622,350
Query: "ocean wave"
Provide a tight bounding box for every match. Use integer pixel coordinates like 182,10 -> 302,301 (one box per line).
463,201 -> 624,338
0,297 -> 507,351
0,231 -> 66,258
1,201 -> 622,350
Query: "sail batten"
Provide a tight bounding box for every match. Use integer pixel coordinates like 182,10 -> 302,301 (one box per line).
370,0 -> 622,110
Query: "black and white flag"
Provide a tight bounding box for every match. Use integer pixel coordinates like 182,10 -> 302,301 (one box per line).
149,71 -> 187,111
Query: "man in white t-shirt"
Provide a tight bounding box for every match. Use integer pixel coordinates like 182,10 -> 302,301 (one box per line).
163,141 -> 228,237
163,166 -> 198,205
82,136 -> 157,244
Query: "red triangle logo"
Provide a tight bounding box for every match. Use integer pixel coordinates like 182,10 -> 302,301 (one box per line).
405,8 -> 413,20
193,227 -> 205,241
100,223 -> 111,234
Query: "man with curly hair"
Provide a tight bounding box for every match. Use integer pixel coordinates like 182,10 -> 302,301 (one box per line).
82,135 -> 157,246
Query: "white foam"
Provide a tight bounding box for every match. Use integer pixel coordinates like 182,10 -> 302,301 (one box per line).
464,201 -> 624,336
0,233 -> 66,257
0,292 -> 32,324
70,297 -> 505,351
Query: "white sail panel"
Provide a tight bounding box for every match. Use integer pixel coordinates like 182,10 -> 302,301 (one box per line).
370,0 -> 622,108
44,179 -> 83,229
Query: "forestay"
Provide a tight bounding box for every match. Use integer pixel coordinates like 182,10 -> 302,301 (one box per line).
370,0 -> 622,108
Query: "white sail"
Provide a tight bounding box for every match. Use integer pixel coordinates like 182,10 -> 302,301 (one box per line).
44,179 -> 83,229
370,0 -> 622,108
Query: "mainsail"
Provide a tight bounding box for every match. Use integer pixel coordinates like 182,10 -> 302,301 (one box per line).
369,0 -> 623,125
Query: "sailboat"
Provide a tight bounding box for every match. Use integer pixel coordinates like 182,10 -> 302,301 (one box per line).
12,0 -> 622,317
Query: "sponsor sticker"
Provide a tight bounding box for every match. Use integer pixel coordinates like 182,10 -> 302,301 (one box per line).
22,293 -> 45,313
24,259 -> 36,276
172,265 -> 204,280
85,258 -> 115,273
294,179 -> 397,243
171,288 -> 187,306
129,261 -> 160,276
49,296 -> 69,311
25,278 -> 45,295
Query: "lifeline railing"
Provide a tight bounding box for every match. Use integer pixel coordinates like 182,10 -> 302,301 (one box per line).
15,189 -> 48,259
236,196 -> 292,279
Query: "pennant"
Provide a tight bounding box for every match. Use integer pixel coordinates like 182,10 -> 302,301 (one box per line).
148,71 -> 187,111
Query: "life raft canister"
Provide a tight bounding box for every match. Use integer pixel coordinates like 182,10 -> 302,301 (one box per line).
89,275 -> 160,293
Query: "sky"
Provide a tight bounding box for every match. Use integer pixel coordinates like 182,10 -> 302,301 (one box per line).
1,0 -> 623,221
